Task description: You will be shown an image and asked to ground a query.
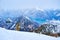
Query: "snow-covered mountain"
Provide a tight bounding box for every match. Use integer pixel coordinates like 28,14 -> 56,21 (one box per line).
22,9 -> 60,24
0,15 -> 39,31
0,9 -> 60,32
40,20 -> 60,34
0,9 -> 60,22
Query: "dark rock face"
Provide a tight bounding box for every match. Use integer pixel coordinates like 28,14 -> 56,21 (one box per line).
34,23 -> 60,37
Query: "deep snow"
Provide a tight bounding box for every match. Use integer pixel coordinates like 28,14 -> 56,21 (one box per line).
0,27 -> 60,40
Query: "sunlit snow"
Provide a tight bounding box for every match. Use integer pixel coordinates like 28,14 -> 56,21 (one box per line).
0,27 -> 60,40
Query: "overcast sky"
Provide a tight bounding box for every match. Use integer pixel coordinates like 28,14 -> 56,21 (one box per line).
0,0 -> 60,10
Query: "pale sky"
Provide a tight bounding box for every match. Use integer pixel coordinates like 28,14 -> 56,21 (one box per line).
0,0 -> 60,10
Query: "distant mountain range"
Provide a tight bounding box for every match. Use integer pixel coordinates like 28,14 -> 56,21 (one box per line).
0,9 -> 60,32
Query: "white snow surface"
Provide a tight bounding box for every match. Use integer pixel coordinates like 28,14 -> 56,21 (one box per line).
0,27 -> 60,40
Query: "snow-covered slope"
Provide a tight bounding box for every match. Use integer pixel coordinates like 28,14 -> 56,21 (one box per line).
41,20 -> 60,33
0,27 -> 60,40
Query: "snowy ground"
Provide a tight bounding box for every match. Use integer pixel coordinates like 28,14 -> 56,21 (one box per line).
0,27 -> 60,40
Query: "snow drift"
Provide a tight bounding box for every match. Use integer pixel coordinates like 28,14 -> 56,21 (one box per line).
0,27 -> 60,40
